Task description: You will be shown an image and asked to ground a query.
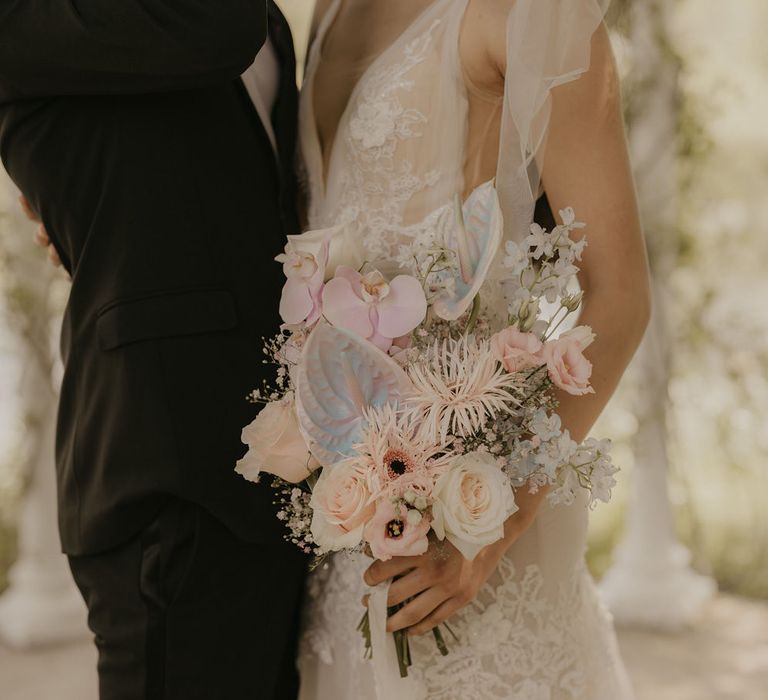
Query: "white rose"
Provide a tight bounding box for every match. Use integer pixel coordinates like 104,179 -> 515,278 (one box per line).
309,460 -> 376,552
431,452 -> 518,560
235,395 -> 318,484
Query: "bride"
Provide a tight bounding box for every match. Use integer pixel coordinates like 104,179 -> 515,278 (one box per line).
297,0 -> 650,698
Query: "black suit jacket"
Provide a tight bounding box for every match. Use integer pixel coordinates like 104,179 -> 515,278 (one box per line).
0,1 -> 300,555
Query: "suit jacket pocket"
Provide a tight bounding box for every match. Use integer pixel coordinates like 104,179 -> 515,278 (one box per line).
96,288 -> 238,351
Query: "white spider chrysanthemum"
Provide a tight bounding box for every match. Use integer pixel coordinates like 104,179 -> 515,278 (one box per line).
405,336 -> 520,443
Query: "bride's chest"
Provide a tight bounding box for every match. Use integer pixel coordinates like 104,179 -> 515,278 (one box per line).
311,0 -> 442,156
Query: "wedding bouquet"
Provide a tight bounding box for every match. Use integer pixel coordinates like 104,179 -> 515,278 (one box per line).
236,183 -> 617,677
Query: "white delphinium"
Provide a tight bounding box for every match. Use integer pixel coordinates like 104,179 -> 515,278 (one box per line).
502,208 -> 588,335
548,437 -> 618,508
529,408 -> 563,442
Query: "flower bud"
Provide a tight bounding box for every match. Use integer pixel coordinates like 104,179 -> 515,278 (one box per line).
406,509 -> 423,526
413,495 -> 428,511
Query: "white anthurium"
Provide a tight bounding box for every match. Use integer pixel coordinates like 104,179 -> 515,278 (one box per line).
294,323 -> 413,466
432,181 -> 504,321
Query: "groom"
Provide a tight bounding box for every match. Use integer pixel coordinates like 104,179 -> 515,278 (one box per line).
0,2 -> 307,699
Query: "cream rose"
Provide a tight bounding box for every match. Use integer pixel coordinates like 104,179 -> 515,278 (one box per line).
235,395 -> 318,484
541,333 -> 595,396
310,460 -> 376,551
431,452 -> 518,560
490,326 -> 545,373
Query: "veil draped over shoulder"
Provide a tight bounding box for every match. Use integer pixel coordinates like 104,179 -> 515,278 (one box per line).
497,0 -> 611,243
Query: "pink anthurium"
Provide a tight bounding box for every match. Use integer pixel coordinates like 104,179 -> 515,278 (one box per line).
276,239 -> 329,326
322,266 -> 427,352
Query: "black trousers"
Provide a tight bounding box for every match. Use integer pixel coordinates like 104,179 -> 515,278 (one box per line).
69,499 -> 307,700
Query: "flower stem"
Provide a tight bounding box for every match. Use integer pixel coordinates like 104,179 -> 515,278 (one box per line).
395,629 -> 411,677
432,627 -> 450,656
466,293 -> 481,333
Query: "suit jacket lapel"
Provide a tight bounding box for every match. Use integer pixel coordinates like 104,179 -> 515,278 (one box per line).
267,1 -> 300,233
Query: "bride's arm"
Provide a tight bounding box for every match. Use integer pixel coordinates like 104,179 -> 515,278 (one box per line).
538,23 -> 651,444
365,18 -> 650,636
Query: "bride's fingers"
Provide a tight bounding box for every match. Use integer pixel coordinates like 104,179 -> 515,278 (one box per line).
19,195 -> 40,222
35,224 -> 52,248
386,587 -> 448,633
407,598 -> 462,637
387,568 -> 432,607
363,555 -> 420,587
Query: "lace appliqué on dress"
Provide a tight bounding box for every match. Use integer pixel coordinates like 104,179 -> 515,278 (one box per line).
300,553 -> 626,700
311,22 -> 443,268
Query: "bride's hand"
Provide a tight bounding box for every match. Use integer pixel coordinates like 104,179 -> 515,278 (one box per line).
363,536 -> 507,636
363,486 -> 547,636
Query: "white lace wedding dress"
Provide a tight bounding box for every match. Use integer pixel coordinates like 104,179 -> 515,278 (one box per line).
297,1 -> 634,698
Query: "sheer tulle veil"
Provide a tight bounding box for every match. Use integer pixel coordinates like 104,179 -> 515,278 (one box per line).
497,0 -> 610,244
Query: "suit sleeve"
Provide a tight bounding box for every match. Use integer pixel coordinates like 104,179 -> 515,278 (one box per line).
0,0 -> 268,97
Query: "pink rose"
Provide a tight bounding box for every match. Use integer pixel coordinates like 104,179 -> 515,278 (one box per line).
236,396 -> 319,483
310,460 -> 376,551
541,336 -> 595,396
490,326 -> 545,373
364,499 -> 430,562
321,267 -> 427,352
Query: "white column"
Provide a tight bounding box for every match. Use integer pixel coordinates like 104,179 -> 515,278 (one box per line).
599,283 -> 715,629
599,0 -> 715,629
0,388 -> 88,648
0,173 -> 88,648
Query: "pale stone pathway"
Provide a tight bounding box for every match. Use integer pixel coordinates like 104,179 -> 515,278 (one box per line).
2,595 -> 767,700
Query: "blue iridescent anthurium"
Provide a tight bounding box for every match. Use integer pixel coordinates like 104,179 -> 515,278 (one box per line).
294,323 -> 412,466
432,181 -> 504,321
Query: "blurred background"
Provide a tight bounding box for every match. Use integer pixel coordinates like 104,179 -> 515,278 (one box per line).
1,1 -> 767,699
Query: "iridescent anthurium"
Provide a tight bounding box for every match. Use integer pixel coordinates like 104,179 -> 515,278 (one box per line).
322,266 -> 427,352
432,181 -> 504,321
293,323 -> 412,466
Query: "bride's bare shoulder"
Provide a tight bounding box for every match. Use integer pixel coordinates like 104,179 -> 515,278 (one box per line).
461,0 -> 616,99
459,0 -> 514,95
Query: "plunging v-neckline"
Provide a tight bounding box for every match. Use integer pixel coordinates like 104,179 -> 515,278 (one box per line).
304,0 -> 450,196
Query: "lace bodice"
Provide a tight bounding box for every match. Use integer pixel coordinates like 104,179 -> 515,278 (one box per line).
301,0 -> 470,269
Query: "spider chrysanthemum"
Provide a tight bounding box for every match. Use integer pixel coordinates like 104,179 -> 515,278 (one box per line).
405,335 -> 520,443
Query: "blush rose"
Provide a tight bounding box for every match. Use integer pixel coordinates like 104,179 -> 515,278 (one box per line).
490,326 -> 545,373
310,460 -> 376,551
235,395 -> 319,484
541,330 -> 595,396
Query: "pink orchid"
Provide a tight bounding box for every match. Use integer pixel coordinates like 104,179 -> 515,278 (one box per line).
321,266 -> 427,352
276,239 -> 329,326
